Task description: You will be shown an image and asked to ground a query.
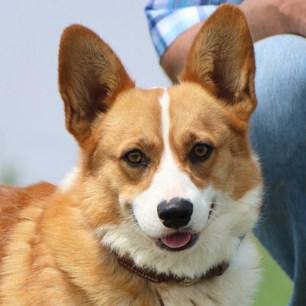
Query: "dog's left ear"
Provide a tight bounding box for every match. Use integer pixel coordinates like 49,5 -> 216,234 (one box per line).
58,25 -> 135,145
180,4 -> 256,122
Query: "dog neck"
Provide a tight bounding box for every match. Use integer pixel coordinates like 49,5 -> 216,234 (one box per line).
113,251 -> 229,286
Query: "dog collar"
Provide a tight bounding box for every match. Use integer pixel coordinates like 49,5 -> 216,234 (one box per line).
113,251 -> 229,286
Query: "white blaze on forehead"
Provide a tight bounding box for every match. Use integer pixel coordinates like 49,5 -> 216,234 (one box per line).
160,89 -> 171,154
157,89 -> 188,200
132,89 -> 213,238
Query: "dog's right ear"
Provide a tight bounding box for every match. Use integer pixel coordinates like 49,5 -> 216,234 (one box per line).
58,25 -> 135,145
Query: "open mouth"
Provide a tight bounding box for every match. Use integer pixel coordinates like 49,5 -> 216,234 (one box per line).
156,232 -> 198,252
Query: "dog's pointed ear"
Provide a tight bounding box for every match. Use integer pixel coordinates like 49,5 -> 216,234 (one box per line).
58,25 -> 135,145
180,4 -> 256,121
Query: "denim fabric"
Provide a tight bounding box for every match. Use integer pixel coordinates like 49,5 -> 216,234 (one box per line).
251,34 -> 306,306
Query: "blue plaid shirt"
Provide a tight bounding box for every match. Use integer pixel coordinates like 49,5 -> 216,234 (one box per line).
145,0 -> 227,57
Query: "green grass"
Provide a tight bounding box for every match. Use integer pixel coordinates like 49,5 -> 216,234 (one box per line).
253,239 -> 293,306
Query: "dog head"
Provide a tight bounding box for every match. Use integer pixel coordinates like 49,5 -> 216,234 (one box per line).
58,4 -> 262,279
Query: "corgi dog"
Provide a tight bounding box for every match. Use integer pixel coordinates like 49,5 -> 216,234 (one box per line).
0,4 -> 263,306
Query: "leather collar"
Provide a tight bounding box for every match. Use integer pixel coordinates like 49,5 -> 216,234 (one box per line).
113,251 -> 229,286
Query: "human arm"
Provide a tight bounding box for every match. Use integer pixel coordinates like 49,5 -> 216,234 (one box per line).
156,0 -> 306,81
240,0 -> 306,41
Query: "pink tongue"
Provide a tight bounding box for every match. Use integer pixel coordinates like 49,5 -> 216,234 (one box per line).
161,232 -> 192,249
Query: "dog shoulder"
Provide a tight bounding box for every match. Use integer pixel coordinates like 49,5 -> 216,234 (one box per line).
0,182 -> 56,258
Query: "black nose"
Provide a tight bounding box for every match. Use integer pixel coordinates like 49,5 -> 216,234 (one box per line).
157,198 -> 193,229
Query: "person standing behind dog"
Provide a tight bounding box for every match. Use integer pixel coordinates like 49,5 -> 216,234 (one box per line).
145,1 -> 306,305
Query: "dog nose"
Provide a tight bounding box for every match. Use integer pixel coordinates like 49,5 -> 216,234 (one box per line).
157,198 -> 193,229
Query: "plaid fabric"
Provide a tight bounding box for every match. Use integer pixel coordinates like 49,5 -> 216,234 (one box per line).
145,0 -> 227,57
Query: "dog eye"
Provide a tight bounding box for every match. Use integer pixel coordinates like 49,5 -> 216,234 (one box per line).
189,143 -> 213,163
123,149 -> 148,167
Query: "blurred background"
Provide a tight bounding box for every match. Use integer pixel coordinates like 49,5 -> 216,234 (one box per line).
0,1 -> 292,305
0,0 -> 170,186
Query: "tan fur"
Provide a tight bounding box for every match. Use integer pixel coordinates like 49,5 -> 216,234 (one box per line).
0,5 -> 262,305
167,83 -> 261,199
0,183 -> 55,261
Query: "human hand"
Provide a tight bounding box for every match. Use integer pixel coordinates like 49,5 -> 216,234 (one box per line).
240,0 -> 306,41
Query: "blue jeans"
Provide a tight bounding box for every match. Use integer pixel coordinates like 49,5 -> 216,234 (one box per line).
250,34 -> 306,306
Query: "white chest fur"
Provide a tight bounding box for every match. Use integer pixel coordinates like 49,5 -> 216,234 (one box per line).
156,238 -> 261,306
